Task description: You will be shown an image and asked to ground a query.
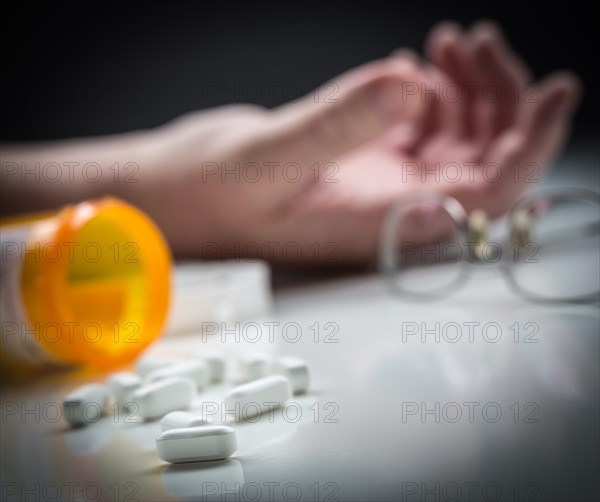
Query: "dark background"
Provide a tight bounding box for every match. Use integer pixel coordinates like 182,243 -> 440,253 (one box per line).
1,1 -> 597,142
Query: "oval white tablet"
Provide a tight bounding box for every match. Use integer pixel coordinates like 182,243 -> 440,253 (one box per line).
271,356 -> 310,394
156,425 -> 237,463
239,352 -> 270,382
136,355 -> 181,378
160,411 -> 210,432
130,377 -> 195,420
225,375 -> 291,421
107,372 -> 143,407
63,384 -> 109,426
146,360 -> 209,390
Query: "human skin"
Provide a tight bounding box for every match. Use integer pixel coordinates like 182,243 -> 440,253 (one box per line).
0,21 -> 580,264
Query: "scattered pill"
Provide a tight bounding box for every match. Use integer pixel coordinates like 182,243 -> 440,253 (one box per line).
271,356 -> 310,394
239,352 -> 270,382
63,384 -> 109,426
160,411 -> 210,432
156,425 -> 237,463
136,356 -> 182,378
107,372 -> 143,407
130,377 -> 195,420
146,360 -> 209,390
225,375 -> 292,421
200,351 -> 227,383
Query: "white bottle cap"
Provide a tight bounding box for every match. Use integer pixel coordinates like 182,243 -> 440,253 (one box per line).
164,260 -> 272,335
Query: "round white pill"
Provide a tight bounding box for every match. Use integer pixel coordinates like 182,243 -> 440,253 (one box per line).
146,360 -> 209,390
156,425 -> 237,463
160,411 -> 210,432
107,372 -> 143,407
63,384 -> 109,426
271,356 -> 310,394
224,375 -> 291,421
130,377 -> 195,420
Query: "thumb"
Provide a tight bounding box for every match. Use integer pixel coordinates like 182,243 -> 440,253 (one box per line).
264,60 -> 426,167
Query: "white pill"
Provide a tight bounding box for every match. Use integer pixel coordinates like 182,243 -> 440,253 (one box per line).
156,425 -> 237,463
225,375 -> 291,421
136,355 -> 181,378
160,411 -> 210,432
239,352 -> 270,381
271,356 -> 310,394
63,384 -> 109,426
146,360 -> 209,390
107,372 -> 143,407
130,377 -> 195,420
200,351 -> 226,383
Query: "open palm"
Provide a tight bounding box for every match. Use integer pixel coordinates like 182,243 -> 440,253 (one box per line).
151,22 -> 579,264
264,22 -> 579,263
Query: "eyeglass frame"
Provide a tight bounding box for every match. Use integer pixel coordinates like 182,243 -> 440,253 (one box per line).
378,187 -> 600,304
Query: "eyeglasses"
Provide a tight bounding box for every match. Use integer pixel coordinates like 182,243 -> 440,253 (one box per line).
378,188 -> 600,303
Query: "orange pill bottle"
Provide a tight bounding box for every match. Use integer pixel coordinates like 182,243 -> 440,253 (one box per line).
0,197 -> 171,372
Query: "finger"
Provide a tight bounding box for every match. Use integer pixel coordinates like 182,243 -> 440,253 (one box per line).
385,50 -> 429,152
407,62 -> 469,153
471,20 -> 532,84
515,72 -> 581,140
446,72 -> 581,217
385,49 -> 460,154
469,21 -> 532,139
425,21 -> 479,138
505,71 -> 581,189
425,21 -> 466,80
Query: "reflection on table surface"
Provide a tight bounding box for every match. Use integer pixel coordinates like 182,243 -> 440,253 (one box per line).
1,261 -> 598,501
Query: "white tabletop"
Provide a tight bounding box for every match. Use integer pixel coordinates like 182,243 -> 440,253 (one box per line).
1,143 -> 599,502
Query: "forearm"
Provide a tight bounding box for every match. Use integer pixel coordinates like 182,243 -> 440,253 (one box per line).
0,126 -> 243,258
0,129 -> 167,216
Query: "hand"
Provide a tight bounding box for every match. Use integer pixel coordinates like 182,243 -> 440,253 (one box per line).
146,58 -> 425,262
5,21 -> 576,265
147,21 -> 579,265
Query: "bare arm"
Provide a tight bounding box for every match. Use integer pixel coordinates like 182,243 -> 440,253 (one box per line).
1,129 -> 166,215
0,21 -> 580,264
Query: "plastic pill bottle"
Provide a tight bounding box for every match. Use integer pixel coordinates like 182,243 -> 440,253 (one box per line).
0,197 -> 171,373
